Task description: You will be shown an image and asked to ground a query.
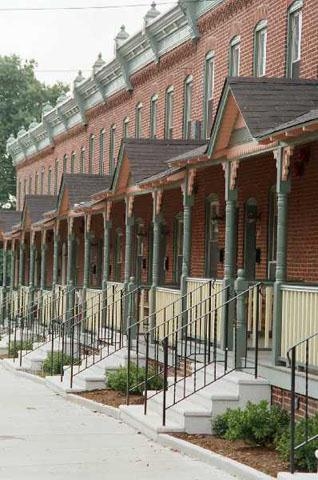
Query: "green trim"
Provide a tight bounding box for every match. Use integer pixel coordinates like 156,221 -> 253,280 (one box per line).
286,1 -> 303,79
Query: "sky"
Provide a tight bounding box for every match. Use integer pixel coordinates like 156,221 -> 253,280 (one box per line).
0,0 -> 173,87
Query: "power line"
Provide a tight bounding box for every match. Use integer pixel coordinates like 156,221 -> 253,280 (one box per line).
0,2 -> 181,12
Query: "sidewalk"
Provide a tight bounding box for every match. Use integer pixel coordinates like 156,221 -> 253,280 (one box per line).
0,364 -> 237,480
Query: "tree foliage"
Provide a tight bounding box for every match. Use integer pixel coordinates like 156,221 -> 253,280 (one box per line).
0,55 -> 68,204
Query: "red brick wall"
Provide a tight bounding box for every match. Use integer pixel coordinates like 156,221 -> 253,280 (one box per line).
272,385 -> 318,419
16,0 -> 318,209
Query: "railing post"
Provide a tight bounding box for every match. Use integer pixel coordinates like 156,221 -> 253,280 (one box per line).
290,347 -> 296,474
234,269 -> 248,369
162,336 -> 168,427
126,277 -> 136,405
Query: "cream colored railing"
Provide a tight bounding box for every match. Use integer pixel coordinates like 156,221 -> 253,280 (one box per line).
281,285 -> 318,366
55,284 -> 68,320
247,283 -> 274,349
41,289 -> 54,326
186,278 -> 224,344
106,282 -> 125,332
155,286 -> 182,341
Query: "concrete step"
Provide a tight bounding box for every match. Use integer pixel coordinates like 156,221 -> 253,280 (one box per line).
45,374 -> 86,393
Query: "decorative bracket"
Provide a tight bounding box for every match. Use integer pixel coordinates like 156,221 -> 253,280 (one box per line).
85,213 -> 92,233
94,74 -> 106,102
126,196 -> 134,218
144,28 -> 159,63
178,0 -> 199,40
30,229 -> 36,245
152,189 -> 163,216
28,131 -> 39,153
68,217 -> 74,235
116,52 -> 133,92
56,106 -> 69,132
187,169 -> 196,196
274,146 -> 294,182
42,116 -> 55,146
230,160 -> 239,190
73,87 -> 87,125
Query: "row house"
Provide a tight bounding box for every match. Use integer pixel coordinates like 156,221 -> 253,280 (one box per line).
1,0 -> 318,458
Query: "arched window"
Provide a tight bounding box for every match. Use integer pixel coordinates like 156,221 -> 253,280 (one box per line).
123,117 -> 129,139
40,167 -> 45,195
80,147 -> 85,173
71,152 -> 76,174
254,20 -> 267,77
150,94 -> 158,139
287,0 -> 303,78
135,102 -> 143,139
47,167 -> 52,195
109,125 -> 116,175
34,172 -> 39,195
229,36 -> 240,76
203,51 -> 215,139
99,129 -> 105,175
89,134 -> 94,174
205,194 -> 220,278
183,75 -> 193,139
63,154 -> 68,173
54,159 -> 59,194
28,175 -> 32,195
165,86 -> 174,139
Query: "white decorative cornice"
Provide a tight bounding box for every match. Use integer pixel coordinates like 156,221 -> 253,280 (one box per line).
7,0 -> 225,165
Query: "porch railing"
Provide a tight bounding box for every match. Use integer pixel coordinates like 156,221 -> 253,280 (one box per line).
281,284 -> 318,366
287,331 -> 318,473
247,281 -> 274,350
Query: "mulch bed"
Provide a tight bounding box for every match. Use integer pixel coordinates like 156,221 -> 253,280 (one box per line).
76,388 -> 144,408
172,433 -> 288,478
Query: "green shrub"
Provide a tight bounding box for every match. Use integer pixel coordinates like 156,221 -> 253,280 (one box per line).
42,352 -> 79,376
212,401 -> 289,447
276,413 -> 318,472
107,363 -> 164,395
8,340 -> 33,358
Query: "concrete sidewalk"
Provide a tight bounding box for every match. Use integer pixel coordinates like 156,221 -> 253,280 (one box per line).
0,364 -> 237,480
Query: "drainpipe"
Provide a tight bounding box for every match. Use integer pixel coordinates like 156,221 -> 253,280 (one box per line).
124,196 -> 135,330
272,146 -> 292,365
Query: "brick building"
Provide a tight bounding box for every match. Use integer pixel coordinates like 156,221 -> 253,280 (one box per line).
1,0 -> 318,450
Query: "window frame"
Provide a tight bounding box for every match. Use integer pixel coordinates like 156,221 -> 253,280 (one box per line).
89,134 -> 94,174
123,117 -> 129,139
287,0 -> 303,79
109,124 -> 116,175
165,85 -> 174,139
99,129 -> 105,175
54,160 -> 59,195
70,152 -> 76,174
47,167 -> 52,195
80,147 -> 85,174
150,94 -> 158,139
203,51 -> 215,139
204,194 -> 220,278
63,154 -> 68,173
135,102 -> 143,139
183,75 -> 193,139
254,20 -> 267,77
229,35 -> 240,76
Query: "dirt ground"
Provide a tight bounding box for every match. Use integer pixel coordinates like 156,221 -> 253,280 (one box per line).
76,388 -> 144,408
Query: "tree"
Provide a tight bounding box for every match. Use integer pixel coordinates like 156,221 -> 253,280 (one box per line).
0,55 -> 69,204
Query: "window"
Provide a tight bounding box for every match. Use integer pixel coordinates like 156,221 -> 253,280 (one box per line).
80,147 -> 85,173
40,168 -> 45,195
254,20 -> 267,77
173,213 -> 183,285
165,86 -> 174,139
47,168 -> 52,195
229,36 -> 240,76
89,134 -> 94,174
34,172 -> 38,195
71,152 -> 76,174
99,129 -> 105,175
109,125 -> 116,175
135,103 -> 143,139
203,52 -> 215,139
28,176 -> 32,195
287,1 -> 303,79
267,186 -> 277,280
63,154 -> 68,173
54,160 -> 59,194
123,117 -> 129,139
23,178 -> 27,199
183,75 -> 193,139
18,181 -> 21,210
205,194 -> 219,278
150,94 -> 158,138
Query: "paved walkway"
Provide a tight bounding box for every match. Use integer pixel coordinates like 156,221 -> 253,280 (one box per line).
0,364 -> 237,480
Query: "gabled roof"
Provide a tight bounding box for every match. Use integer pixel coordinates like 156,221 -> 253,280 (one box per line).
112,138 -> 206,191
0,210 -> 21,237
208,77 -> 318,157
22,195 -> 57,226
58,174 -> 112,211
258,108 -> 318,139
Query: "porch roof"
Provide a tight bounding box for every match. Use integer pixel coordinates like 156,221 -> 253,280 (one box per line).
257,108 -> 318,140
22,195 -> 57,226
0,210 -> 21,238
57,174 -> 111,212
112,138 -> 206,192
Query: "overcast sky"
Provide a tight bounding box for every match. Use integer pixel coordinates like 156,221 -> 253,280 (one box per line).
0,0 -> 172,87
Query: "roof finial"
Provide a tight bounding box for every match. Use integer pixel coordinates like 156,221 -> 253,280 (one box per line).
93,52 -> 106,74
74,70 -> 85,87
115,25 -> 129,51
144,2 -> 161,27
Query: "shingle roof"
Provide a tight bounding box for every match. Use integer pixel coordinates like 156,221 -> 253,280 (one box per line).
24,195 -> 57,224
0,210 -> 21,235
121,138 -> 206,184
227,77 -> 318,138
62,174 -> 112,207
258,108 -> 318,139
138,166 -> 183,186
168,143 -> 208,165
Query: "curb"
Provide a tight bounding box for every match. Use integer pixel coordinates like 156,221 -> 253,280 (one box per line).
157,434 -> 275,480
0,359 -> 46,386
66,393 -> 121,420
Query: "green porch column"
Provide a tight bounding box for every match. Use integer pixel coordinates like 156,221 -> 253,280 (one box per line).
223,160 -> 239,351
124,196 -> 135,285
272,146 -> 292,365
149,190 -> 163,330
28,230 -> 36,318
10,239 -> 16,291
18,234 -> 25,287
83,213 -> 92,290
102,207 -> 112,289
66,217 -> 75,320
52,222 -> 60,288
40,229 -> 47,290
2,240 -> 8,322
181,170 -> 195,325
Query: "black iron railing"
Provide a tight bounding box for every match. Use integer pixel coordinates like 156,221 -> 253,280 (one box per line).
287,331 -> 318,473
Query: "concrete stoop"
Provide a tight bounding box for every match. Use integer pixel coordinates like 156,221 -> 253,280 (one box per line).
45,346 -> 143,393
120,367 -> 271,437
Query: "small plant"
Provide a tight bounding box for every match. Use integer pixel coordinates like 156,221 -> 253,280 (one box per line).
107,363 -> 164,395
276,413 -> 318,472
212,401 -> 289,447
8,340 -> 33,358
42,352 -> 80,376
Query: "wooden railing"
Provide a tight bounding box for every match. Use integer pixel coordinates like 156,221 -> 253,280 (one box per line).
281,284 -> 318,366
247,282 -> 274,349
